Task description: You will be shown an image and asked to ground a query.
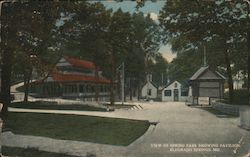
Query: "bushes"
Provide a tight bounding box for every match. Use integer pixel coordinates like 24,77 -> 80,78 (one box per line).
224,89 -> 249,105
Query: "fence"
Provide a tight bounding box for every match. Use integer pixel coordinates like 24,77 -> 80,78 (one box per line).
211,101 -> 240,116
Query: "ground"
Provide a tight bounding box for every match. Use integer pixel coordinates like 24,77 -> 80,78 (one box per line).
2,102 -> 250,157
2,83 -> 249,157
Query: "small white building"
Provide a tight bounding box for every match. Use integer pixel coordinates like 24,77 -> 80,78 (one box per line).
141,81 -> 158,99
162,81 -> 189,102
233,71 -> 245,90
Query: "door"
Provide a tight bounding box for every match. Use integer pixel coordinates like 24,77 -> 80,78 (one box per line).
174,89 -> 179,101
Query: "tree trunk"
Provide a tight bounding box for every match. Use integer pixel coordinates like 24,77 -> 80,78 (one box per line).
129,78 -> 132,101
224,49 -> 234,103
0,46 -> 13,114
109,51 -> 115,106
118,70 -> 121,101
24,68 -> 32,102
110,75 -> 115,106
137,82 -> 141,101
247,30 -> 250,105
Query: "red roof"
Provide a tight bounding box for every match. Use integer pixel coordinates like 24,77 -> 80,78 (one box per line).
64,56 -> 97,70
52,72 -> 111,84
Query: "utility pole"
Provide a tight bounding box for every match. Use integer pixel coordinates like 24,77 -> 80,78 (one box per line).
117,62 -> 125,104
203,45 -> 207,67
121,62 -> 125,104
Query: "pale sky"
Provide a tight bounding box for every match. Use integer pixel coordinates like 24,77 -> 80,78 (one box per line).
92,0 -> 176,62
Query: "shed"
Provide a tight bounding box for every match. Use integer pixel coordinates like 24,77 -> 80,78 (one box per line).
189,66 -> 225,105
162,81 -> 189,102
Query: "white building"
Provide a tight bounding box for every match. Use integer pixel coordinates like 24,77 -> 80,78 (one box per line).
141,81 -> 158,99
233,71 -> 245,90
162,81 -> 189,102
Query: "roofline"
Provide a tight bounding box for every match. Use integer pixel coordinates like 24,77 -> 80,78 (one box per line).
164,80 -> 181,89
142,81 -> 158,89
190,66 -> 226,81
190,66 -> 209,81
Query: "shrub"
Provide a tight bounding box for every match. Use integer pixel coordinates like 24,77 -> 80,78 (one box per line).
224,89 -> 249,105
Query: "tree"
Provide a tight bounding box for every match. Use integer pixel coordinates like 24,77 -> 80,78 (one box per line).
147,54 -> 169,87
0,1 -> 62,113
125,12 -> 161,100
159,0 -> 248,103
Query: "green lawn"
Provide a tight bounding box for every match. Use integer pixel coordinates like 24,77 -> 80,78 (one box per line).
2,147 -> 77,157
199,107 -> 238,117
10,101 -> 107,112
6,112 -> 150,146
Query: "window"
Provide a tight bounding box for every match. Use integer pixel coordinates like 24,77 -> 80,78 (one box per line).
79,85 -> 84,93
148,89 -> 152,96
86,85 -> 89,93
174,83 -> 178,88
73,85 -> 77,93
100,85 -> 104,92
90,86 -> 94,93
181,89 -> 188,96
164,90 -> 172,96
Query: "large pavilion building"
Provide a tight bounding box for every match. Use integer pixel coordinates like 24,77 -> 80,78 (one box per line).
32,56 -> 111,101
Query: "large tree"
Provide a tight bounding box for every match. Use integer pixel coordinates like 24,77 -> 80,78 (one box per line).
0,1 -> 63,114
159,0 -> 249,103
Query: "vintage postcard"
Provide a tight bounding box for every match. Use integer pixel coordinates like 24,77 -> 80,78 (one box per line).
0,0 -> 250,157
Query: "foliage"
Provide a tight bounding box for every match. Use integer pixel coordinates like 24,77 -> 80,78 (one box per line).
224,89 -> 250,105
148,54 -> 169,86
159,0 -> 249,102
0,1 -> 65,111
62,2 -> 163,101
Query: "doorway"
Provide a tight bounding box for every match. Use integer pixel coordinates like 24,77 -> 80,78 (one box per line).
174,89 -> 179,101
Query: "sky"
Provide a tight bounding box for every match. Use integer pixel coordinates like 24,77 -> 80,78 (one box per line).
91,0 -> 176,62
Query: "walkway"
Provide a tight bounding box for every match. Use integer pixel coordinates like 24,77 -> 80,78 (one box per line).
5,83 -> 250,157
2,102 -> 250,157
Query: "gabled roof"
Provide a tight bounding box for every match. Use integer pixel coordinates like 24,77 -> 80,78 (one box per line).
164,80 -> 181,89
190,66 -> 225,81
142,81 -> 158,89
190,66 -> 209,80
64,56 -> 97,70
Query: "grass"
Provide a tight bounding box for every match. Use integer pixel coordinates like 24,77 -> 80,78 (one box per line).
104,104 -> 135,109
5,112 -> 150,146
2,146 -> 77,157
10,101 -> 107,112
199,107 -> 238,118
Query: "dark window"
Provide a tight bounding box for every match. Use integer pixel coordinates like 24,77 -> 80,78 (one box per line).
148,89 -> 152,96
79,85 -> 84,93
73,85 -> 77,93
181,89 -> 188,96
86,85 -> 89,92
100,85 -> 104,92
174,83 -> 178,88
90,86 -> 94,93
164,90 -> 171,96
